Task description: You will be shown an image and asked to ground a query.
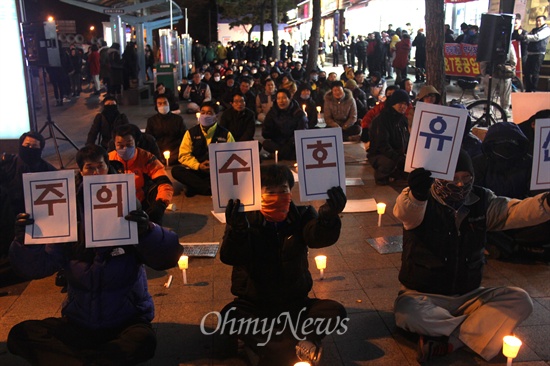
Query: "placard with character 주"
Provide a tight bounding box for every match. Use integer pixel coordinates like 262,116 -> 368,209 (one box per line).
405,102 -> 468,181
82,174 -> 138,248
294,128 -> 346,201
22,170 -> 78,244
209,141 -> 261,213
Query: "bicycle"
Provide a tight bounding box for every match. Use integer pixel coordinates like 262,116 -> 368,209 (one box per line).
453,78 -> 508,128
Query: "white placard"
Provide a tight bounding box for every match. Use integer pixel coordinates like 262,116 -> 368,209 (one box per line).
530,118 -> 550,190
83,174 -> 138,248
342,198 -> 378,213
22,170 -> 77,244
511,93 -> 550,124
295,128 -> 346,201
405,102 -> 468,180
209,141 -> 262,213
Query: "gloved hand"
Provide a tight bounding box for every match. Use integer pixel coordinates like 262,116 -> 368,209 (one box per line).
225,199 -> 249,231
125,210 -> 152,237
146,200 -> 167,225
14,213 -> 34,244
408,168 -> 433,201
318,186 -> 347,222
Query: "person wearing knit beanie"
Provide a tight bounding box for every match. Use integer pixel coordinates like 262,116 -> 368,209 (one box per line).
387,89 -> 410,107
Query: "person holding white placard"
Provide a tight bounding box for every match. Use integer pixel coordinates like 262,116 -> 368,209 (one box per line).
220,164 -> 347,365
393,150 -> 550,363
7,144 -> 183,366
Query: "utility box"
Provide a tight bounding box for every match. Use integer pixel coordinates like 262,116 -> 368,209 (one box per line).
153,63 -> 178,92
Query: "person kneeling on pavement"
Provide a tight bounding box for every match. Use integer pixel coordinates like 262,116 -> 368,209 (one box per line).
220,164 -> 348,366
7,144 -> 183,366
393,150 -> 550,363
367,89 -> 410,185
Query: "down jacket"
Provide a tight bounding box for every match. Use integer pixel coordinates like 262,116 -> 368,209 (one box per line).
323,88 -> 357,129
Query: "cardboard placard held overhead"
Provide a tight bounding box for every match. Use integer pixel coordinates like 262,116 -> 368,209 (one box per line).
406,102 -> 468,180
295,128 -> 346,201
82,174 -> 138,248
22,170 -> 78,244
530,118 -> 550,190
209,141 -> 262,213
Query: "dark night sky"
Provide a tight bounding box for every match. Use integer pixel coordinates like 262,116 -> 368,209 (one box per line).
23,0 -> 109,35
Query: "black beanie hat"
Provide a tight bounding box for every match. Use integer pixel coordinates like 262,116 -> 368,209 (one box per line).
387,89 -> 410,107
456,149 -> 474,176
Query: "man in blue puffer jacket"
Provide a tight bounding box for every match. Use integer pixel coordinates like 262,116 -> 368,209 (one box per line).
7,144 -> 183,366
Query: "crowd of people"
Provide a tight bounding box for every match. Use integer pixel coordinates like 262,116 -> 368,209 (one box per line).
2,16 -> 550,366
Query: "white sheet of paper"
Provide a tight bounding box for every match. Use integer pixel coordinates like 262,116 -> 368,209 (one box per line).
530,118 -> 550,190
295,128 -> 346,201
346,178 -> 364,186
342,198 -> 378,213
83,174 -> 138,248
406,102 -> 468,180
511,93 -> 550,124
211,210 -> 226,224
209,141 -> 261,213
22,170 -> 77,244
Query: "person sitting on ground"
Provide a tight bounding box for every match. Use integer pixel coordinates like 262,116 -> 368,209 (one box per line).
367,71 -> 387,103
220,164 -> 348,366
367,89 -> 410,185
219,92 -> 256,142
107,123 -> 162,162
182,72 -> 212,114
0,132 -> 57,266
280,73 -> 298,98
323,81 -> 361,141
86,96 -> 130,149
360,85 -> 398,143
238,77 -> 257,118
153,82 -> 180,114
220,75 -> 238,111
145,95 -> 187,166
262,89 -> 308,161
407,85 -> 442,130
400,78 -> 416,100
294,83 -> 318,129
345,79 -> 368,120
7,144 -> 182,366
256,78 -> 277,123
171,102 -> 234,197
393,150 -> 550,363
108,124 -> 174,225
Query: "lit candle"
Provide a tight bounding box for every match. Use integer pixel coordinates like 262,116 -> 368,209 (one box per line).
275,150 -> 279,164
294,362 -> 311,366
377,203 -> 386,227
178,255 -> 188,284
195,112 -> 200,122
177,85 -> 181,92
316,106 -> 321,114
163,150 -> 170,166
302,104 -> 306,112
503,336 -> 522,366
314,255 -> 327,280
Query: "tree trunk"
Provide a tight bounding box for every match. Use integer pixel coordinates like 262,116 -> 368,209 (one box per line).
425,0 -> 446,104
306,0 -> 321,74
271,0 -> 278,60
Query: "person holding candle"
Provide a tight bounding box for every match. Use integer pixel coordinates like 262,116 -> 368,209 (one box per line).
7,144 -> 183,366
293,83 -> 318,129
393,150 -> 550,363
220,164 -> 348,365
145,95 -> 187,166
171,102 -> 235,197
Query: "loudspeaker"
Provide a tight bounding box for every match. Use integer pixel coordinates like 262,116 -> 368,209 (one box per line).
476,13 -> 513,63
21,22 -> 61,67
500,0 -> 515,14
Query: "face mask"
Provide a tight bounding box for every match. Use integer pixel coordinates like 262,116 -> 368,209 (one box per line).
199,114 -> 216,127
432,179 -> 473,209
158,105 -> 170,115
300,95 -> 310,100
116,146 -> 136,161
19,146 -> 42,165
311,75 -> 318,81
490,142 -> 523,160
214,76 -> 221,82
260,193 -> 292,222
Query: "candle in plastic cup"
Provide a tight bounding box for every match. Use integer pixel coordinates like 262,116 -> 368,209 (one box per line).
302,104 -> 306,112
275,150 -> 279,164
294,362 -> 311,366
163,150 -> 170,165
178,255 -> 188,270
377,203 -> 386,214
315,255 -> 327,270
316,106 -> 321,113
503,336 -> 522,358
195,112 -> 200,121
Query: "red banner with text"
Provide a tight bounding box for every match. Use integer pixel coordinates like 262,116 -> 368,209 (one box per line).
444,43 -> 480,77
